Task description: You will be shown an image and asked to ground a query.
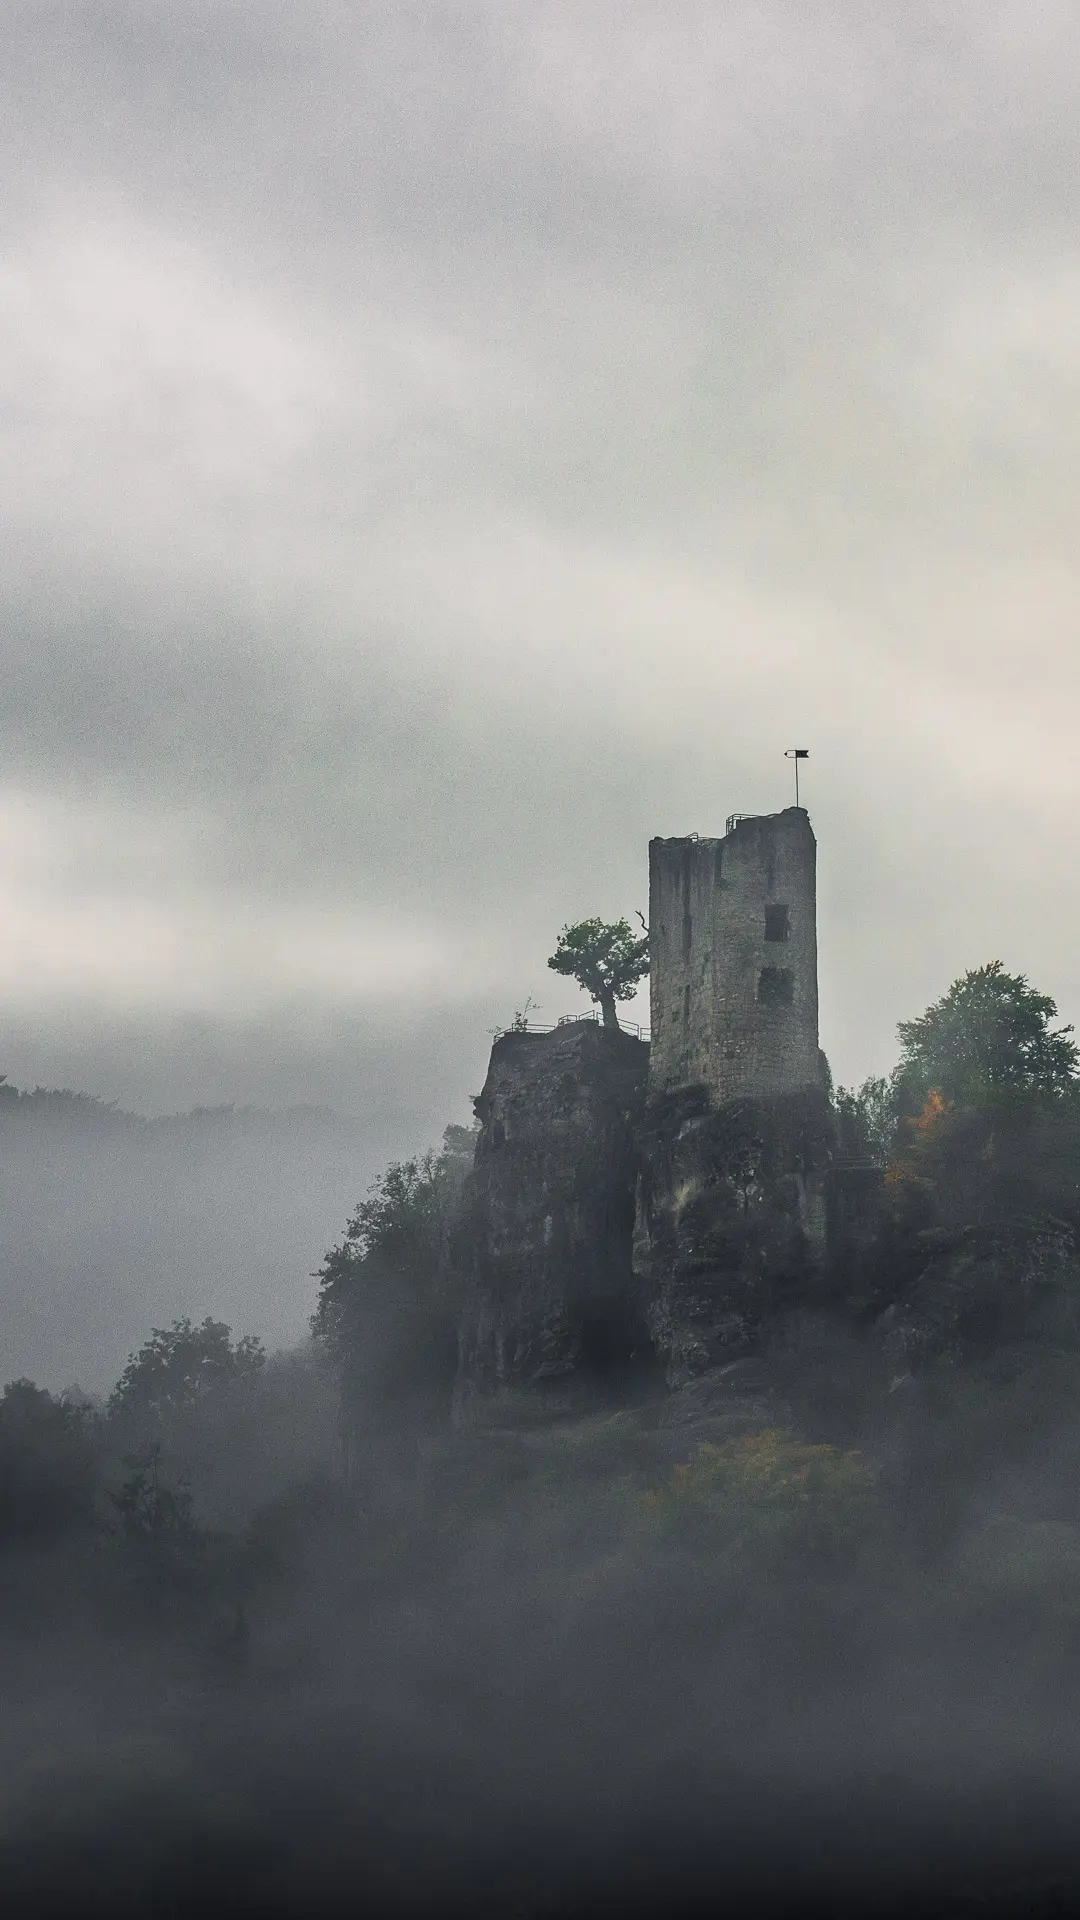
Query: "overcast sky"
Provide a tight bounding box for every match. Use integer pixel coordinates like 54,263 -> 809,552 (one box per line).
2,1 -> 1079,1142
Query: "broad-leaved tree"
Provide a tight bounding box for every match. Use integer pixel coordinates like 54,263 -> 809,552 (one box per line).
546,917 -> 649,1030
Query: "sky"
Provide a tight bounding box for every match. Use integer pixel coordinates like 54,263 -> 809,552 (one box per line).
2,0 -> 1080,1143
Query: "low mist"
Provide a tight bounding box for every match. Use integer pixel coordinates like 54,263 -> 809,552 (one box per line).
8,1045 -> 1080,1914
0,1087 -> 398,1392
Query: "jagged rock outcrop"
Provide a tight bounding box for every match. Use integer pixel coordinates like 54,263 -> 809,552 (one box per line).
452,1020 -> 651,1422
633,1085 -> 837,1385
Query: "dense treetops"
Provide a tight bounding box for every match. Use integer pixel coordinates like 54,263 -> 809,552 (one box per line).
310,1125 -> 477,1410
895,962 -> 1078,1110
109,1318 -> 266,1427
837,962 -> 1079,1166
0,1379 -> 98,1542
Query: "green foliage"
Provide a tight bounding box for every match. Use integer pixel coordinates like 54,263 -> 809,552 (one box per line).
833,1074 -> 898,1162
311,1126 -> 476,1413
884,1084 -> 1080,1236
311,1150 -> 452,1353
642,1429 -> 876,1566
441,1123 -> 479,1159
109,1317 -> 266,1430
547,917 -> 649,1030
894,1218 -> 1080,1371
895,961 -> 1078,1111
0,1379 -> 99,1545
110,1441 -> 211,1616
112,1441 -> 199,1548
861,969 -> 1080,1376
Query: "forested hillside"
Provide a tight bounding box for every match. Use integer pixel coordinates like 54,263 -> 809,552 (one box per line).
8,967 -> 1080,1913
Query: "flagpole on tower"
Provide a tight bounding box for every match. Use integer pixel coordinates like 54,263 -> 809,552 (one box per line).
785,748 -> 809,808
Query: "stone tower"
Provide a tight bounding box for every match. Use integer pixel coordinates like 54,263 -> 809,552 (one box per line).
634,807 -> 834,1384
648,808 -> 823,1104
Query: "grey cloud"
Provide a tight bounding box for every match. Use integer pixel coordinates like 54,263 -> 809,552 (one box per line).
0,0 -> 1077,1136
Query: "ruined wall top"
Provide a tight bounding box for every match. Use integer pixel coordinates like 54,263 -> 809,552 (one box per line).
647,808 -> 823,1104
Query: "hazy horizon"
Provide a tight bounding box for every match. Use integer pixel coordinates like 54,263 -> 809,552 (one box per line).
2,3 -> 1079,1139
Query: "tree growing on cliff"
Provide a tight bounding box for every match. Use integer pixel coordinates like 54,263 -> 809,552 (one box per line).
547,917 -> 649,1031
311,1126 -> 476,1418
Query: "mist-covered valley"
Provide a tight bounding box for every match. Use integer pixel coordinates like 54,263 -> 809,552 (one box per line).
9,965 -> 1080,1915
0,1087 -> 399,1393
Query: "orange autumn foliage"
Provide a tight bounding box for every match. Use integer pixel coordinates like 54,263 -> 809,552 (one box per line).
883,1088 -> 953,1194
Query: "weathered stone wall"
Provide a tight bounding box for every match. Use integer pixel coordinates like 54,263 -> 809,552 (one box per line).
648,810 -> 824,1105
638,807 -> 835,1384
453,1020 -> 651,1421
634,1085 -> 836,1384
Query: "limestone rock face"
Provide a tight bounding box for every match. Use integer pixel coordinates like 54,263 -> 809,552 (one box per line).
453,1020 -> 650,1421
633,1086 -> 836,1386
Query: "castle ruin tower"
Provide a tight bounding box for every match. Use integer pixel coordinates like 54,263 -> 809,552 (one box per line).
648,808 -> 823,1105
634,807 -> 834,1385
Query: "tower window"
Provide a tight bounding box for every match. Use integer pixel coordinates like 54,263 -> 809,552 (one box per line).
764,904 -> 790,942
758,967 -> 794,1007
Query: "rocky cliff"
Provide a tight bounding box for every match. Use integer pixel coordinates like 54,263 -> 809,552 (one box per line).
453,1020 -> 651,1421
633,1084 -> 837,1385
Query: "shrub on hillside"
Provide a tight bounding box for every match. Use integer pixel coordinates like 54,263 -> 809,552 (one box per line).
642,1430 -> 877,1568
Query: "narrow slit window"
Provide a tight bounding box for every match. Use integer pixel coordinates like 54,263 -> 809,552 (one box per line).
764,904 -> 790,943
758,966 -> 794,1007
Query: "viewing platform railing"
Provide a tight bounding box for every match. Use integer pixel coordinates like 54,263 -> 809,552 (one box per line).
491,1011 -> 650,1042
